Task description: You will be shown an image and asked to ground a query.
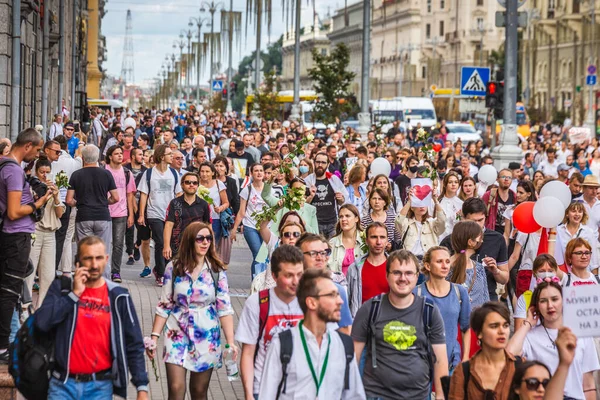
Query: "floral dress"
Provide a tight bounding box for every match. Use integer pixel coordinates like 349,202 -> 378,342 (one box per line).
156,261 -> 234,372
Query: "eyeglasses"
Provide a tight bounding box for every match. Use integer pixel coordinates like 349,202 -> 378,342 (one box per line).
303,249 -> 332,258
572,251 -> 592,257
282,231 -> 301,238
174,157 -> 183,160
310,291 -> 341,299
389,270 -> 417,278
499,175 -> 512,180
522,378 -> 550,391
195,235 -> 213,243
183,180 -> 199,186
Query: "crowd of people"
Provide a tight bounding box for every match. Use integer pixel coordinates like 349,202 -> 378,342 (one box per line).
0,105 -> 599,400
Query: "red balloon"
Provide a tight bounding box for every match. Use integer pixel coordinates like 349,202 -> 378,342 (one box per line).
432,143 -> 442,152
512,201 -> 541,234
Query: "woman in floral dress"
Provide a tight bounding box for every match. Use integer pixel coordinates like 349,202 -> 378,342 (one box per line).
148,222 -> 237,399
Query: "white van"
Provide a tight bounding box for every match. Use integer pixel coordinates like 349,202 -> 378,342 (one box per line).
88,99 -> 126,113
371,97 -> 437,133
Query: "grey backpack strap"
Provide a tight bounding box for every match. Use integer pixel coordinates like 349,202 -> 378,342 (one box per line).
276,330 -> 293,398
367,294 -> 383,369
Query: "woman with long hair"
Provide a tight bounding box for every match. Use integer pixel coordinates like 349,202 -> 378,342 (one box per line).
459,176 -> 477,201
554,203 -> 599,271
346,164 -> 367,217
198,162 -> 229,245
231,163 -> 267,278
385,149 -> 402,181
298,158 -> 313,179
361,188 -> 400,250
438,171 -> 463,242
448,220 -> 491,308
149,222 -> 236,400
329,204 -> 364,276
371,173 -> 401,213
508,361 -> 551,400
507,281 -> 600,399
417,246 -> 471,372
449,302 -> 519,399
532,170 -> 545,193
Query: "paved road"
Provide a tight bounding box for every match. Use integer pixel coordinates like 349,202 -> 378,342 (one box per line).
119,237 -> 253,400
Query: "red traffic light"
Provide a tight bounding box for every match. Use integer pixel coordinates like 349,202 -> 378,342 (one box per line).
487,82 -> 497,95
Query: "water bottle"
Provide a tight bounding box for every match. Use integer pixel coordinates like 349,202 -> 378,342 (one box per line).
223,344 -> 239,381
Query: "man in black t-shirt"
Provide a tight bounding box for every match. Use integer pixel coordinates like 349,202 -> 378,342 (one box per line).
227,139 -> 254,183
309,152 -> 347,239
65,145 -> 119,279
394,155 -> 419,204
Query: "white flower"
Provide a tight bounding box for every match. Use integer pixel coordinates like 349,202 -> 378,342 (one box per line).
306,134 -> 314,141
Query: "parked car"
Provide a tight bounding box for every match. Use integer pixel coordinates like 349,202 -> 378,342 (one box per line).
446,123 -> 482,143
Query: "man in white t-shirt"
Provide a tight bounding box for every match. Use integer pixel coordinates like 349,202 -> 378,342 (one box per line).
137,144 -> 182,287
236,245 -> 305,400
537,147 -> 560,177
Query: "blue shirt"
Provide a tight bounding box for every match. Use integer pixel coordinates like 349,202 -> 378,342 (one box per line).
67,136 -> 79,157
336,282 -> 353,329
413,282 -> 471,369
174,125 -> 186,142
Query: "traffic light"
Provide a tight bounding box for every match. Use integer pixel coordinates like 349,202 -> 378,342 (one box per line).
485,81 -> 504,117
223,88 -> 227,97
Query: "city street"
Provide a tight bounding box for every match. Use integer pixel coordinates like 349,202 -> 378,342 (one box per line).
121,238 -> 252,400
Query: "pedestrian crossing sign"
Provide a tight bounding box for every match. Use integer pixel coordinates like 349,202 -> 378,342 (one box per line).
460,67 -> 490,97
212,80 -> 224,91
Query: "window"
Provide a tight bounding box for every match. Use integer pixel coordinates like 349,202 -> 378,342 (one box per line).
477,0 -> 483,5
321,48 -> 327,56
439,21 -> 444,36
440,0 -> 445,8
427,0 -> 431,12
422,65 -> 427,79
426,24 -> 431,39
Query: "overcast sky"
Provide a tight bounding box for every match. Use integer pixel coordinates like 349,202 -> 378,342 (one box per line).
103,0 -> 336,87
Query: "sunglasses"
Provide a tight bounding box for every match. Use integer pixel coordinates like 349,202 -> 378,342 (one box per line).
183,180 -> 199,186
49,149 -> 61,156
282,231 -> 301,239
195,235 -> 213,243
522,378 -> 550,391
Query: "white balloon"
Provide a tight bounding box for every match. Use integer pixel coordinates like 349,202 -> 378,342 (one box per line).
539,180 -> 571,210
124,117 -> 136,129
478,165 -> 497,184
370,157 -> 392,177
533,197 -> 564,228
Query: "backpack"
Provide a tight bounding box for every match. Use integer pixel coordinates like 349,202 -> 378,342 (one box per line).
8,276 -> 71,400
254,289 -> 271,361
276,328 -> 355,399
366,294 -> 436,381
145,167 -> 179,197
565,272 -> 600,286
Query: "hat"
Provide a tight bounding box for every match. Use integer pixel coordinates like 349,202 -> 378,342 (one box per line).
508,162 -> 521,170
557,163 -> 570,172
582,175 -> 600,187
64,122 -> 74,129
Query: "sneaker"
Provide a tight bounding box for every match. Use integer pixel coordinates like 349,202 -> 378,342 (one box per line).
133,246 -> 141,261
155,276 -> 163,287
126,256 -> 135,265
0,351 -> 8,365
32,282 -> 39,292
140,266 -> 152,278
111,273 -> 122,283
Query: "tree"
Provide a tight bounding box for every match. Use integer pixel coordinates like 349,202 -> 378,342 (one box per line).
253,69 -> 280,121
307,43 -> 358,125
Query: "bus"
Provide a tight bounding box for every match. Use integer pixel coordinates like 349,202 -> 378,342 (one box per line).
87,99 -> 126,113
243,90 -> 318,120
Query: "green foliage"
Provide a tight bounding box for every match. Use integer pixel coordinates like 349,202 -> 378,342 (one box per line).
307,43 -> 357,125
551,109 -> 570,125
209,92 -> 227,113
254,69 -> 280,120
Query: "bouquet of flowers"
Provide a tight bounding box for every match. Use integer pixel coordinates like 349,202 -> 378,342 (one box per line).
415,128 -> 441,180
197,185 -> 214,205
252,186 -> 306,229
143,336 -> 159,381
55,170 -> 70,189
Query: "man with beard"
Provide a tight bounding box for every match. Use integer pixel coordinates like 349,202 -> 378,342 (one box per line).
352,250 -> 448,400
259,268 -> 366,400
0,128 -> 52,363
305,152 -> 347,239
35,236 -> 149,399
482,168 -> 515,235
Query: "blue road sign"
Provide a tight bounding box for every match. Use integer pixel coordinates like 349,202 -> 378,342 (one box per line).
212,80 -> 224,91
179,102 -> 186,110
588,65 -> 597,74
460,67 -> 491,97
586,75 -> 597,86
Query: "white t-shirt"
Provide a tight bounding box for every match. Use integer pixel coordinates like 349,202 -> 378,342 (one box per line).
565,272 -> 600,286
514,274 -> 568,319
523,326 -> 600,399
439,196 -> 463,242
554,224 -> 599,270
137,167 -> 181,220
537,159 -> 559,177
240,184 -> 267,228
207,180 -> 226,220
410,221 -> 424,256
515,232 -> 541,271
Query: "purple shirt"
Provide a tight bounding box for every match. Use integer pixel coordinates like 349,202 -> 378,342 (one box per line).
0,162 -> 35,233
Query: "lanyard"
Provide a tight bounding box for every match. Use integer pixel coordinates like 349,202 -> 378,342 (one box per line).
298,320 -> 330,398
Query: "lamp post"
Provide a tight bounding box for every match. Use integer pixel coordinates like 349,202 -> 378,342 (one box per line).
357,0 -> 371,137
290,0 -> 302,122
173,38 -> 186,106
181,28 -> 194,103
190,15 -> 210,103
201,1 -> 225,97
524,8 -> 540,108
584,0 -> 596,133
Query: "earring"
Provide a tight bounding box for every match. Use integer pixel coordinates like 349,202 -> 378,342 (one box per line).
477,339 -> 482,346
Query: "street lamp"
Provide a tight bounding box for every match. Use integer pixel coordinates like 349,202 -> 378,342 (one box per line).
173,37 -> 186,105
290,0 -> 302,122
200,1 -> 225,97
190,15 -> 211,102
358,0 -> 371,137
524,8 -> 540,108
181,28 -> 194,103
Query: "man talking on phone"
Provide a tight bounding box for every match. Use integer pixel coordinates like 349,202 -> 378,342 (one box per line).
35,236 -> 149,400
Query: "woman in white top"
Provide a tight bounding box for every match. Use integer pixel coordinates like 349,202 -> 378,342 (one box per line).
329,204 -> 365,276
507,280 -> 600,400
563,237 -> 600,285
554,202 -> 599,272
199,161 -> 229,244
438,171 -> 463,242
232,163 -> 267,278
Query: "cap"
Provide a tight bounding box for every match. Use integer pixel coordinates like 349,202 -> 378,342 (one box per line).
64,122 -> 74,129
508,162 -> 521,170
557,163 -> 570,172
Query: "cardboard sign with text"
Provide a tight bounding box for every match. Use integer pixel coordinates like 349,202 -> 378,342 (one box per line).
410,178 -> 433,208
563,285 -> 600,338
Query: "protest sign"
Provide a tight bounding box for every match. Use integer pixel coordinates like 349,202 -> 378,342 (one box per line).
410,178 -> 433,208
563,285 -> 600,338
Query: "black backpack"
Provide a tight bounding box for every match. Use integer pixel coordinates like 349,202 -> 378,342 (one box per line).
8,276 -> 71,400
276,328 -> 355,399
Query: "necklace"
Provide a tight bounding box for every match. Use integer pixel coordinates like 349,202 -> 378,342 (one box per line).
542,325 -> 556,349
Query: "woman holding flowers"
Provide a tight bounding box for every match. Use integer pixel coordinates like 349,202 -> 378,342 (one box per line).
148,222 -> 236,400
198,161 -> 229,245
